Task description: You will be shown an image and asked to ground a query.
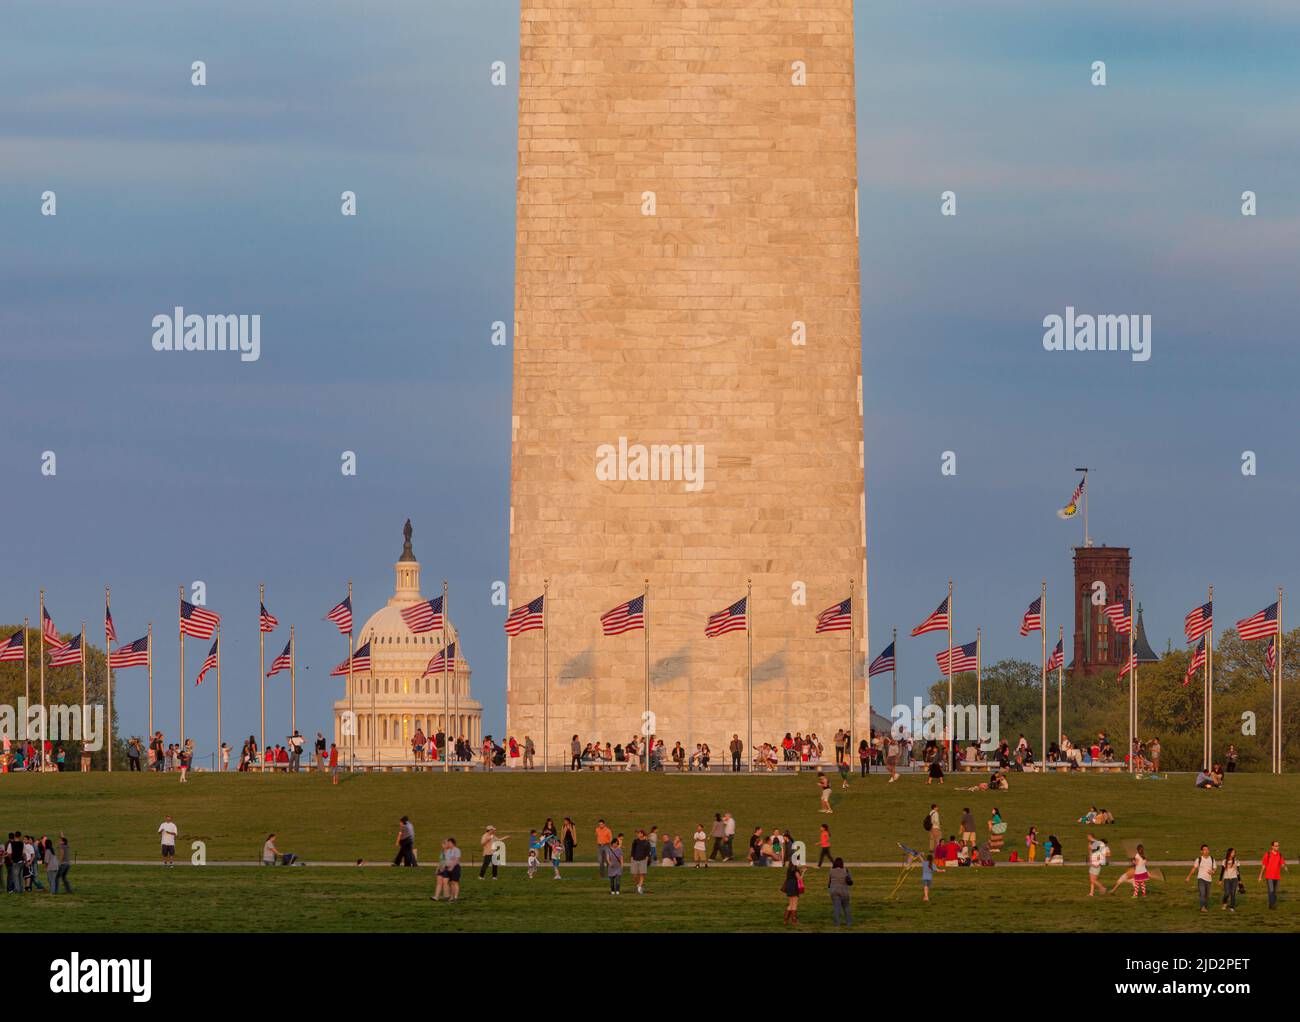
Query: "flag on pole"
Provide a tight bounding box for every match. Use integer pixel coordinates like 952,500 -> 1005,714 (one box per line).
422,642 -> 457,676
400,595 -> 445,634
936,641 -> 978,674
325,595 -> 353,634
867,642 -> 896,677
179,600 -> 220,639
330,640 -> 370,676
911,596 -> 950,637
1046,638 -> 1064,672
1183,601 -> 1213,642
705,597 -> 747,638
266,639 -> 292,678
110,636 -> 150,668
42,607 -> 66,650
602,595 -> 646,636
195,637 -> 219,686
1267,636 -> 1276,673
1118,651 -> 1137,678
1183,638 -> 1206,686
504,595 -> 545,636
815,597 -> 852,634
1057,475 -> 1086,519
105,606 -> 117,643
1102,599 -> 1132,634
48,634 -> 83,668
1236,602 -> 1279,641
259,603 -> 279,633
0,631 -> 24,663
1019,596 -> 1042,636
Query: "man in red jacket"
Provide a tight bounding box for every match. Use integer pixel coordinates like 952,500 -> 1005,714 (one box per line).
1259,840 -> 1288,909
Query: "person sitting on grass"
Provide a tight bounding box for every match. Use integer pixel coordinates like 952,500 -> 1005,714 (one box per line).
1210,763 -> 1226,787
1044,834 -> 1064,864
1195,768 -> 1220,789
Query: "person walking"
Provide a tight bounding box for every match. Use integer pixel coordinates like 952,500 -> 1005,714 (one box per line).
595,818 -> 613,877
630,829 -> 651,894
886,734 -> 900,782
1186,844 -> 1216,912
708,813 -> 726,861
1087,834 -> 1109,896
818,772 -> 833,814
781,860 -> 804,924
926,804 -> 940,852
562,817 -> 577,863
722,812 -> 736,860
523,735 -> 535,770
859,738 -> 871,777
921,852 -> 936,902
1221,847 -> 1240,911
52,834 -> 71,894
329,742 -> 339,784
432,837 -> 462,902
607,835 -> 624,894
827,857 -> 853,926
1259,840 -> 1287,909
816,823 -> 833,867
478,825 -> 505,879
393,816 -> 416,867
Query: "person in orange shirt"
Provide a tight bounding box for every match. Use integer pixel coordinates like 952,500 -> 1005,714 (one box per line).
1259,840 -> 1288,909
595,819 -> 613,878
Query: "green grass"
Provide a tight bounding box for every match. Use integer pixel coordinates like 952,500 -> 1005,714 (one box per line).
2,770 -> 1296,931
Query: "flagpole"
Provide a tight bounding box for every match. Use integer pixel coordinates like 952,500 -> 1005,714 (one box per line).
975,626 -> 982,736
543,578 -> 550,773
1128,586 -> 1136,773
104,590 -> 112,772
1056,624 -> 1064,750
643,578 -> 651,748
1277,586 -> 1285,774
1206,584 -> 1214,770
147,621 -> 154,740
290,624 -> 297,735
891,626 -> 897,713
178,587 -> 186,757
259,583 -> 266,773
347,580 -> 354,770
1040,580 -> 1047,772
745,578 -> 753,773
370,625 -> 377,763
216,625 -> 222,769
39,590 -> 46,756
442,579 -> 449,774
946,578 -> 954,770
22,616 -> 29,723
79,622 -> 87,764
848,578 -> 856,754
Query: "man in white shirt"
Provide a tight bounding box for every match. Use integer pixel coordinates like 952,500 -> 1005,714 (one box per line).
722,812 -> 737,860
158,815 -> 178,867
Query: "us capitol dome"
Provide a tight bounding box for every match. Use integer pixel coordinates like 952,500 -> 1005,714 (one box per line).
331,521 -> 482,761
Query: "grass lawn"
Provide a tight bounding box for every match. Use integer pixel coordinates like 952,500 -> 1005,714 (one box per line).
2,770 -> 1295,931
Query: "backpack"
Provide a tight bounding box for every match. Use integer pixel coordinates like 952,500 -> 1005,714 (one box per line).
923,814 -> 933,832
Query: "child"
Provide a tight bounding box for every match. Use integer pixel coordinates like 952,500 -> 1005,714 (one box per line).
549,834 -> 563,879
526,830 -> 541,878
1026,825 -> 1039,862
817,824 -> 832,867
838,753 -> 851,790
1132,844 -> 1149,899
921,853 -> 935,901
818,773 -> 833,813
1087,835 -> 1109,896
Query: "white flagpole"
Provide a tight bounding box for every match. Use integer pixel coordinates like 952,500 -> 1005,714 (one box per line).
946,579 -> 954,770
104,590 -> 113,772
543,579 -> 550,773
259,583 -> 266,772
1040,580 -> 1047,772
746,579 -> 753,772
443,579 -> 450,774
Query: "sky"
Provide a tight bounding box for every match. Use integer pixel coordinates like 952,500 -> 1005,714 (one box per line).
3,1 -> 1299,750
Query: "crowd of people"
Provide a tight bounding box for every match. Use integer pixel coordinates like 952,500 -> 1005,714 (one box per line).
0,738 -> 86,772
4,831 -> 72,893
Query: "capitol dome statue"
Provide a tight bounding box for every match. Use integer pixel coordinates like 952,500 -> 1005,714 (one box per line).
332,521 -> 481,762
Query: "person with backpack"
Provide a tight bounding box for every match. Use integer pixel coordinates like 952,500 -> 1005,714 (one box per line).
925,804 -> 940,851
1186,844 -> 1216,912
1258,840 -> 1287,909
827,857 -> 853,925
1220,847 -> 1240,911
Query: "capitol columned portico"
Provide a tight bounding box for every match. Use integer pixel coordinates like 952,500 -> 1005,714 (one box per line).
332,523 -> 481,760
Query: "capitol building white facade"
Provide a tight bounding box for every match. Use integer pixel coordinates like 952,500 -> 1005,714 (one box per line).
332,524 -> 482,760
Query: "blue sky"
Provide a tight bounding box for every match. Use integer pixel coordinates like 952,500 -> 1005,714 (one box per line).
3,1 -> 1298,748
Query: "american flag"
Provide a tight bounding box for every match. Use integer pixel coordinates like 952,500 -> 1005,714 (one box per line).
180,600 -> 220,640
422,642 -> 457,676
1237,602 -> 1279,642
602,594 -> 645,636
105,606 -> 117,643
48,633 -> 83,668
705,597 -> 747,638
911,596 -> 950,637
259,602 -> 279,633
195,637 -> 219,686
1046,638 -> 1065,672
1184,601 -> 1213,643
867,641 -> 895,677
400,595 -> 445,633
110,635 -> 150,669
1267,637 -> 1276,673
815,597 -> 852,634
266,639 -> 292,678
1183,638 -> 1206,687
504,595 -> 544,637
0,630 -> 24,663
42,607 -> 65,650
1118,651 -> 1137,679
1102,599 -> 1132,634
936,641 -> 978,674
1019,596 -> 1042,636
330,640 -> 371,676
326,595 -> 353,635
